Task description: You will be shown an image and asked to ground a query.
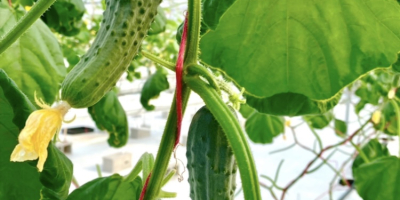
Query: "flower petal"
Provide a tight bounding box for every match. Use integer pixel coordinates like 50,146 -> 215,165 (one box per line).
10,144 -> 38,161
37,148 -> 48,172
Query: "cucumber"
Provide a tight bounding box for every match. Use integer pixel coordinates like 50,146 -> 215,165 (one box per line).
61,0 -> 161,108
186,106 -> 238,200
88,90 -> 129,148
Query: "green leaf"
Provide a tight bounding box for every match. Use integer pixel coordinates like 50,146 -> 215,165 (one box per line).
245,112 -> 284,144
246,92 -> 340,116
39,142 -> 73,200
88,90 -> 129,148
0,2 -> 66,105
352,139 -> 390,170
334,119 -> 347,137
355,100 -> 367,115
0,70 -> 36,130
353,156 -> 400,200
148,7 -> 167,35
67,175 -> 142,200
374,102 -> 399,136
303,112 -> 333,130
41,0 -> 86,36
355,84 -> 380,105
200,0 -> 400,115
239,103 -> 254,119
0,70 -> 42,200
140,69 -> 170,111
201,0 -> 237,30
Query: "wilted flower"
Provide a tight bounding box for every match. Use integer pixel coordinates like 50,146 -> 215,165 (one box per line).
10,94 -> 71,172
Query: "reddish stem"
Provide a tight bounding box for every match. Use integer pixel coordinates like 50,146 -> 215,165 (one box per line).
174,14 -> 189,148
8,0 -> 12,6
139,172 -> 152,200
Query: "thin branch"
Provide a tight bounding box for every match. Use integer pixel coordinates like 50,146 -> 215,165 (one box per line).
307,123 -> 323,151
280,119 -> 371,200
260,182 -> 278,200
269,143 -> 296,155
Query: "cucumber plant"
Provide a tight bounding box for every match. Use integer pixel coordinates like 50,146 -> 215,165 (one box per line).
2,0 -> 400,199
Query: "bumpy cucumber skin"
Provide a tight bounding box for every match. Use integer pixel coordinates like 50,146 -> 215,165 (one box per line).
61,0 -> 161,108
187,106 -> 238,200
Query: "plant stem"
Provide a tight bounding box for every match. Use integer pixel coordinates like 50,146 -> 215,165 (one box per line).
143,85 -> 191,200
71,176 -> 80,188
0,0 -> 56,55
185,75 -> 261,200
96,164 -> 102,177
143,0 -> 200,197
184,0 -> 201,66
141,50 -> 175,71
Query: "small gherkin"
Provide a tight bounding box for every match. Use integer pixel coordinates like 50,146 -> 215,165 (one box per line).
186,106 -> 238,200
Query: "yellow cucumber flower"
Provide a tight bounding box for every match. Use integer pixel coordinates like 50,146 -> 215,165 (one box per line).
10,95 -> 71,172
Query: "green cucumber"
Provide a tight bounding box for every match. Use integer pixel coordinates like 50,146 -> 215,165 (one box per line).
61,0 -> 161,108
186,106 -> 238,200
88,90 -> 129,148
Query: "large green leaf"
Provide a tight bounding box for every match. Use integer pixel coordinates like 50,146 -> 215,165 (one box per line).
0,2 -> 66,105
353,156 -> 400,200
200,0 -> 400,115
352,139 -> 390,170
245,112 -> 284,144
202,0 -> 237,30
88,90 -> 129,148
67,175 -> 142,200
140,68 -> 169,111
0,70 -> 42,200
